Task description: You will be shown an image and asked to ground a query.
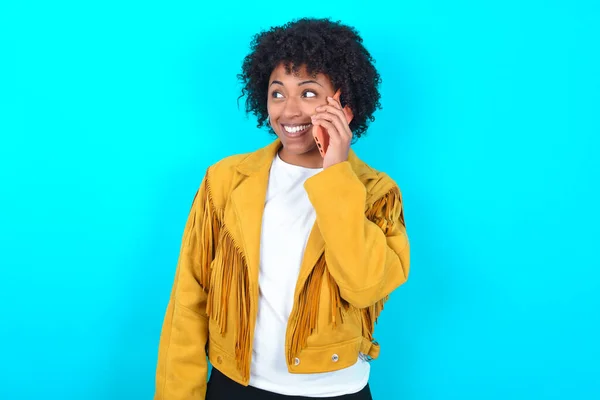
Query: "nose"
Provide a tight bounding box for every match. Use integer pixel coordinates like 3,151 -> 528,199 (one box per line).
282,96 -> 302,119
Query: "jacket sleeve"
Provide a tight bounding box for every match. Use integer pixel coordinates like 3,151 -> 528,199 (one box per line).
155,175 -> 214,400
304,161 -> 410,309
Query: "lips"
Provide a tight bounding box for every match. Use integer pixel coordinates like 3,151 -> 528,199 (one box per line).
280,123 -> 313,137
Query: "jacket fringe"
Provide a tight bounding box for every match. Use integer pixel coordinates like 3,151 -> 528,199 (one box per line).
365,186 -> 403,234
196,176 -> 221,292
287,254 -> 327,365
326,267 -> 348,327
200,176 -> 252,379
288,186 -> 403,360
361,186 -> 402,340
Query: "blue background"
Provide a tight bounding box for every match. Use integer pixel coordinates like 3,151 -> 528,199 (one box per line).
1,1 -> 598,399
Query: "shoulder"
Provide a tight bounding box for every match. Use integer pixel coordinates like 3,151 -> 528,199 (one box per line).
367,171 -> 404,210
356,162 -> 406,226
350,154 -> 403,204
202,151 -> 253,208
206,153 -> 248,179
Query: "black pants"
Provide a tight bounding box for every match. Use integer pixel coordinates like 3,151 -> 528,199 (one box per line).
206,367 -> 373,400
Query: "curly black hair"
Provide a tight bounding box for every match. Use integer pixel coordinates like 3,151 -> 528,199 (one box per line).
238,18 -> 382,139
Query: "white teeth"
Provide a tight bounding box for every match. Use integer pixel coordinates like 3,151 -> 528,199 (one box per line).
284,124 -> 311,133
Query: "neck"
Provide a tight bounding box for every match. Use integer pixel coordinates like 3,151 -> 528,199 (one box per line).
278,146 -> 323,168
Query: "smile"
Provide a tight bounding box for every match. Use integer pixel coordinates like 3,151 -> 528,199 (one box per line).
281,123 -> 312,137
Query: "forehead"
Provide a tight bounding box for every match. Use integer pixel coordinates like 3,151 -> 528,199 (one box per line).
269,63 -> 333,86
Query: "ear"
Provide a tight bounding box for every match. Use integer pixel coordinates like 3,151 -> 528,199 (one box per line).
333,89 -> 354,124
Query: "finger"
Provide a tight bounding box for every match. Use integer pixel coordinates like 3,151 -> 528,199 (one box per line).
327,96 -> 342,110
328,96 -> 354,139
314,107 -> 352,139
311,118 -> 342,142
312,111 -> 351,141
315,105 -> 350,135
316,104 -> 345,120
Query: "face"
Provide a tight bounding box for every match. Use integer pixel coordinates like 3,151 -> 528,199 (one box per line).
267,63 -> 336,161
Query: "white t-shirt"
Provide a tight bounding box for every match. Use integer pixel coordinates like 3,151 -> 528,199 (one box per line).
249,153 -> 370,397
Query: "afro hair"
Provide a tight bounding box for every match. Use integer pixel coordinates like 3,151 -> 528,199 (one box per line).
238,18 -> 382,139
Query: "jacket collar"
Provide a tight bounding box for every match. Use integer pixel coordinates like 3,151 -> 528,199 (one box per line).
235,138 -> 378,181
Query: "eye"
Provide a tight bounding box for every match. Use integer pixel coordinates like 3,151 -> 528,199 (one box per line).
271,91 -> 284,99
303,90 -> 317,98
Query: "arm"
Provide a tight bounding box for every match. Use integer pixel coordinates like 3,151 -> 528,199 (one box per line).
155,174 -> 215,400
304,162 -> 409,309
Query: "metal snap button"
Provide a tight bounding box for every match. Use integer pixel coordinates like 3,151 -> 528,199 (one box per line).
331,354 -> 339,362
294,357 -> 300,366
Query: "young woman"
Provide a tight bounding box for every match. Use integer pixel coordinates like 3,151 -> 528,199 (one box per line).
154,18 -> 410,400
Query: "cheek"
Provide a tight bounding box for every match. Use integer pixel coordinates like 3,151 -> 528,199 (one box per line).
267,103 -> 282,121
266,107 -> 277,129
302,102 -> 317,115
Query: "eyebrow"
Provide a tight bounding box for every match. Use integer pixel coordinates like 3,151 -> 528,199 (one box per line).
298,80 -> 323,87
269,80 -> 323,87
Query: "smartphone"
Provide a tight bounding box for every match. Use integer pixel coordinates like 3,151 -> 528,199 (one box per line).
312,89 -> 353,157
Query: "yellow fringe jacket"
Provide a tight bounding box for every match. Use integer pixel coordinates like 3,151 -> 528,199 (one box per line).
154,139 -> 410,399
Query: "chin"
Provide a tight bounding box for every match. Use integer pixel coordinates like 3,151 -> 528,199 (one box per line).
278,135 -> 316,155
285,141 -> 318,155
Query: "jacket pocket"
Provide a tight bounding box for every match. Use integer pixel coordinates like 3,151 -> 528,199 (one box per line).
208,336 -> 247,385
286,336 -> 363,374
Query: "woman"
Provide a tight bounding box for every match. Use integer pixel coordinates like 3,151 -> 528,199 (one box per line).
154,18 -> 410,400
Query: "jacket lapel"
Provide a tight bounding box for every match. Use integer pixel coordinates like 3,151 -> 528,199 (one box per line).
229,139 -> 378,294
294,219 -> 326,297
229,140 -> 281,284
